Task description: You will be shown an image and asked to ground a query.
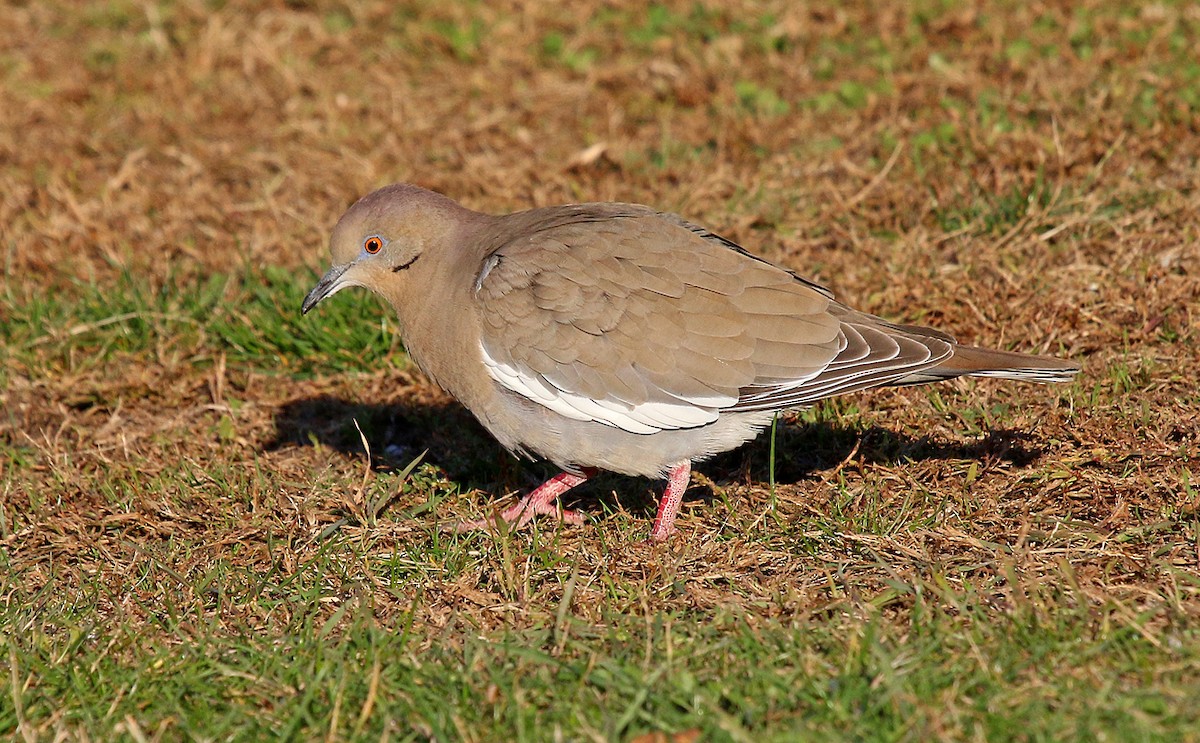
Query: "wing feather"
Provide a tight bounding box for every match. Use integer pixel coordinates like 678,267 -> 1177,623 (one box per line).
475,206 -> 953,434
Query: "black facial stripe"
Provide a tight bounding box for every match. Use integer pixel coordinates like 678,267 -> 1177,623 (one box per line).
392,254 -> 421,272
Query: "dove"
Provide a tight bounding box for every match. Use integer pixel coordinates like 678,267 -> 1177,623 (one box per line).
302,184 -> 1078,541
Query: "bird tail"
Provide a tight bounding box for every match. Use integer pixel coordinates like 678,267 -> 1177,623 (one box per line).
894,344 -> 1080,385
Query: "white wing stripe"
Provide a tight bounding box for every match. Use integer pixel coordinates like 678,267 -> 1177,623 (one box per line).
481,343 -> 722,434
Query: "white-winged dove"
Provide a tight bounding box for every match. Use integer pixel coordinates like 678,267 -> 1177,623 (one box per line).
303,184 -> 1078,541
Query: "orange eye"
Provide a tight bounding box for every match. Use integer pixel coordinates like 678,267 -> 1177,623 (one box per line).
364,236 -> 384,254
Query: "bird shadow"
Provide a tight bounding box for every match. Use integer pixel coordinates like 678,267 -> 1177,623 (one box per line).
268,394 -> 1047,524
266,394 -> 511,494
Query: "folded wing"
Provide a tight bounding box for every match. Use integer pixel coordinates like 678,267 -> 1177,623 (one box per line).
475,207 -> 952,434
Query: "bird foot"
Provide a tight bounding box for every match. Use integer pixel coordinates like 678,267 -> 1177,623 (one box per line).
646,461 -> 692,543
445,471 -> 588,535
448,502 -> 586,534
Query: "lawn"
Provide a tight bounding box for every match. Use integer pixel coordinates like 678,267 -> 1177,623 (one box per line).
2,1 -> 1199,740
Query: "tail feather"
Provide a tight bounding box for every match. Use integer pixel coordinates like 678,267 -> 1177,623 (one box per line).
895,344 -> 1080,385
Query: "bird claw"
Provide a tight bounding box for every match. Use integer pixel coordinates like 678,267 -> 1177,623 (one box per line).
441,471 -> 589,535
444,505 -> 585,535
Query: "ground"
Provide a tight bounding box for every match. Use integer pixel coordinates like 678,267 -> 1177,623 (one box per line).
2,0 -> 1199,740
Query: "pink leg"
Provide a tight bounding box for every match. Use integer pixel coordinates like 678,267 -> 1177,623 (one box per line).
649,461 -> 692,542
452,471 -> 587,533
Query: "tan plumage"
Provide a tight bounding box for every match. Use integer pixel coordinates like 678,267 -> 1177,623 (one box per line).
302,183 -> 1079,541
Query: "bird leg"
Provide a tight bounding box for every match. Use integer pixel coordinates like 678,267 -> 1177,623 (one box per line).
648,461 -> 692,542
452,471 -> 587,533
452,462 -> 693,540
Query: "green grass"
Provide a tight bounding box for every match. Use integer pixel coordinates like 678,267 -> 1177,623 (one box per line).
4,0 -> 1200,739
4,541 -> 1196,741
1,267 -> 401,382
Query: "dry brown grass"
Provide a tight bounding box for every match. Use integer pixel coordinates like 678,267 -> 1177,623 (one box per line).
2,0 -> 1199,738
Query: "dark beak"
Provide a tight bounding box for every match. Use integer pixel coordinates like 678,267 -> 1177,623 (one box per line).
301,263 -> 352,315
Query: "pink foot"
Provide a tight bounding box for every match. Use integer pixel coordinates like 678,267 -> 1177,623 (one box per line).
648,461 -> 692,542
449,471 -> 587,534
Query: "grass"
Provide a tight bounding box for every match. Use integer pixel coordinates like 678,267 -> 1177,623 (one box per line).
3,0 -> 1200,740
7,577 -> 1197,740
0,268 -> 399,380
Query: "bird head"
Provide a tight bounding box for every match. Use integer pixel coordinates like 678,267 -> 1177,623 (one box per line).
301,184 -> 455,315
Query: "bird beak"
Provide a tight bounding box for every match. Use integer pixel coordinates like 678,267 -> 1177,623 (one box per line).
301,263 -> 353,315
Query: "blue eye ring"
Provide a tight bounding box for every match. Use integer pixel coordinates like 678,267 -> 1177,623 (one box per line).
363,236 -> 384,254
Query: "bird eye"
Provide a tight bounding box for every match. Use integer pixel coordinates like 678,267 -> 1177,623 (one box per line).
363,236 -> 383,254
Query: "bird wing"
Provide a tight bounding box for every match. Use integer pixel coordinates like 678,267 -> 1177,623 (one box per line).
474,207 -> 950,434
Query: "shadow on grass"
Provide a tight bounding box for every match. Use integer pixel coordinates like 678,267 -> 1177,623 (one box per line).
268,395 -> 1047,521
